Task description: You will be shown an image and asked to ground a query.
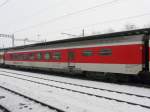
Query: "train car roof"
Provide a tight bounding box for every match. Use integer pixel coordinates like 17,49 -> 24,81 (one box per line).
1,28 -> 150,51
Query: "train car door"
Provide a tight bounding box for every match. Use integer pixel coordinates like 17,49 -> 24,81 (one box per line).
68,50 -> 75,69
0,51 -> 4,65
143,34 -> 149,72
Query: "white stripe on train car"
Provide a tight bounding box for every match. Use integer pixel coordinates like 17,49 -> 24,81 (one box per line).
5,61 -> 142,75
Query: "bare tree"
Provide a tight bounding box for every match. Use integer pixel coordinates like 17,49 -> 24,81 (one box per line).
124,24 -> 138,30
106,28 -> 115,33
92,31 -> 101,35
143,23 -> 150,28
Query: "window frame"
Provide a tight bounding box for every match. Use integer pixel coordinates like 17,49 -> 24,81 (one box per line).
37,52 -> 42,60
53,52 -> 61,60
45,52 -> 51,60
99,48 -> 112,56
29,53 -> 34,60
68,51 -> 75,60
82,50 -> 93,56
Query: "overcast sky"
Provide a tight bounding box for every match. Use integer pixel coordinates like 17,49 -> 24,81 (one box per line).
0,0 -> 150,48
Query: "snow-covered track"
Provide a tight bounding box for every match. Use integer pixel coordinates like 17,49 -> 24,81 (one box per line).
0,85 -> 65,112
0,105 -> 10,112
0,72 -> 150,110
1,70 -> 150,99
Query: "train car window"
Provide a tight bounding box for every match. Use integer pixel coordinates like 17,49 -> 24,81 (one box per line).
11,54 -> 15,60
26,54 -> 30,60
83,50 -> 92,56
21,54 -> 24,60
54,52 -> 61,60
9,54 -> 13,60
68,52 -> 75,60
100,48 -> 112,56
17,54 -> 21,60
37,52 -> 42,60
30,53 -> 34,60
22,54 -> 27,60
12,54 -> 18,60
45,52 -> 51,60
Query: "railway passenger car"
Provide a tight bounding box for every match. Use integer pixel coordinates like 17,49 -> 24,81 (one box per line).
1,28 -> 150,81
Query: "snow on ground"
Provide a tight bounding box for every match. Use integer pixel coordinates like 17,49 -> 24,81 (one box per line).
0,110 -> 5,112
0,68 -> 150,112
1,70 -> 150,107
0,87 -> 53,112
1,68 -> 150,97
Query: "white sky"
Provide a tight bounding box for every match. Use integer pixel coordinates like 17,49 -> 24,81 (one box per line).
0,0 -> 150,48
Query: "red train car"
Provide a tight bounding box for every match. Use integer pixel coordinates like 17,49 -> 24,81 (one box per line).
1,28 -> 150,81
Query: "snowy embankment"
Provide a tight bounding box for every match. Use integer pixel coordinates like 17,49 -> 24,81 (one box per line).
1,68 -> 149,97
0,68 -> 150,112
1,70 -> 150,107
0,87 -> 52,112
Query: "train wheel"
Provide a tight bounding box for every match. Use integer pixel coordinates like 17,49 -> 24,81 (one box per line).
139,72 -> 150,84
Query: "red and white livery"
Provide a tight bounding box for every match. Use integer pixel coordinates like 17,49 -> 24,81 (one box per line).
1,28 -> 150,80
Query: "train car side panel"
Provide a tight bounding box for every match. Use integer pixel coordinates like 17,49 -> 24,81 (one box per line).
4,43 -> 143,75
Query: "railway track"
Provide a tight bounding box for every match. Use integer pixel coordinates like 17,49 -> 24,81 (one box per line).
0,71 -> 150,110
0,85 -> 65,112
1,70 -> 150,99
0,105 -> 10,112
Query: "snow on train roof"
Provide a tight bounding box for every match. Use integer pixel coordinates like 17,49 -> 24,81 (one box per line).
1,28 -> 150,51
